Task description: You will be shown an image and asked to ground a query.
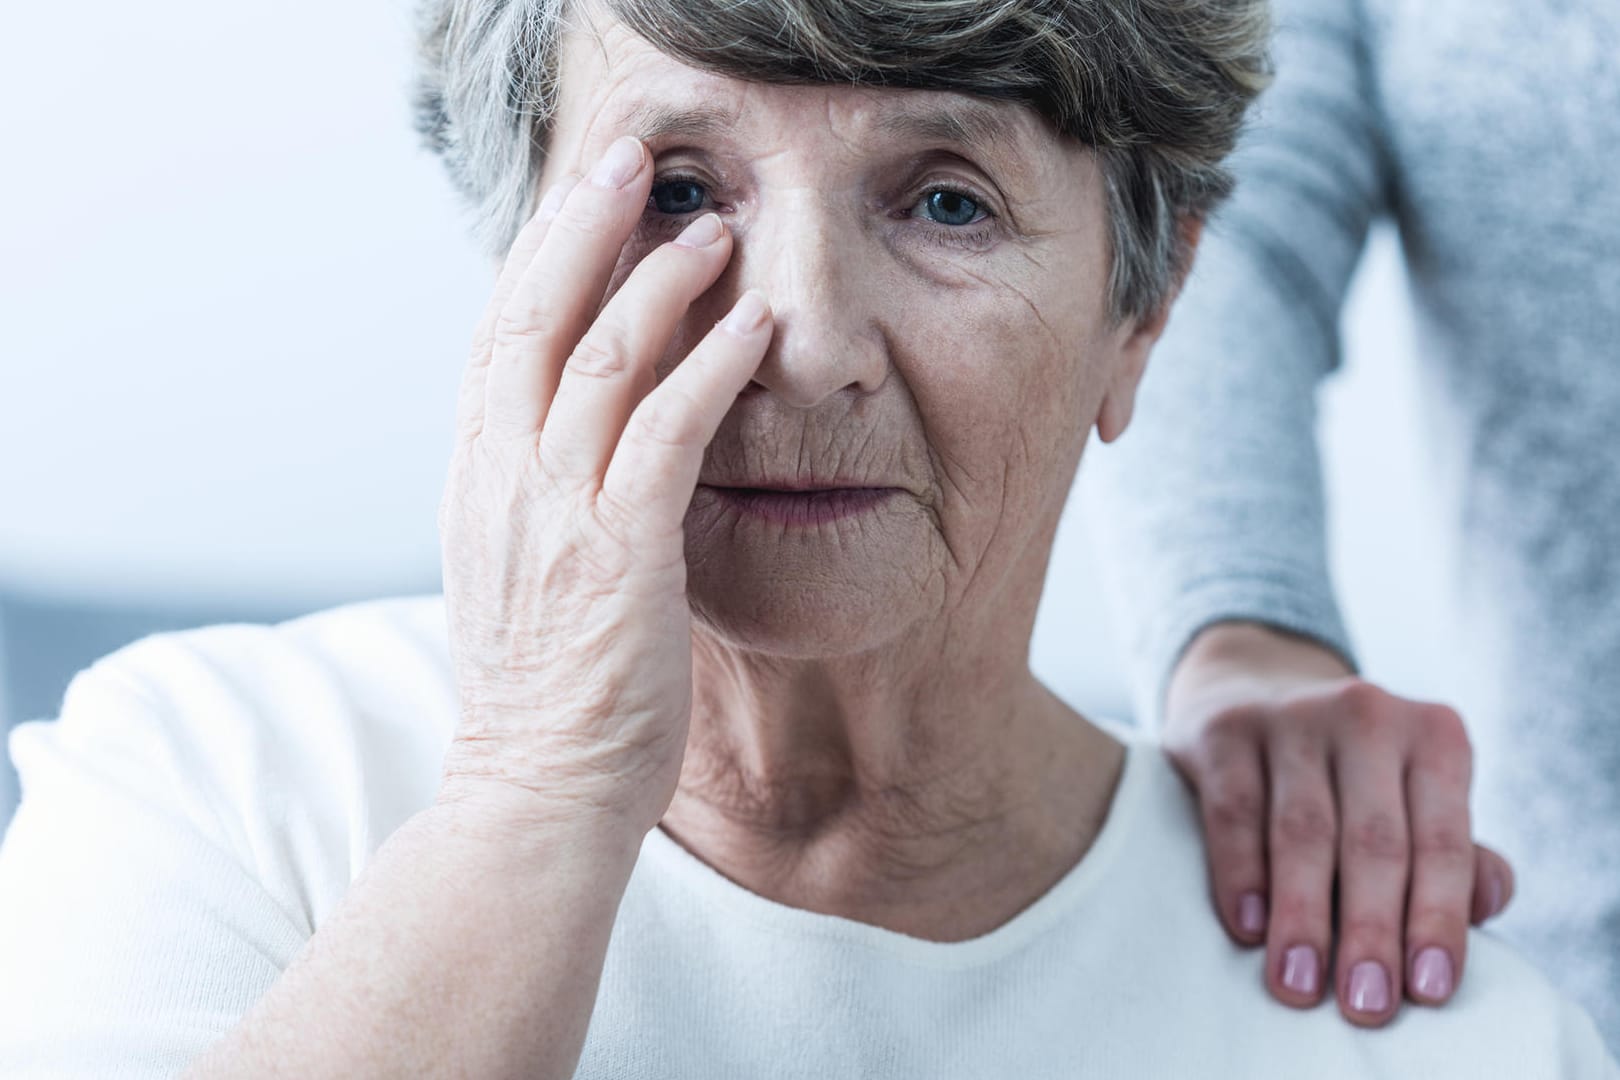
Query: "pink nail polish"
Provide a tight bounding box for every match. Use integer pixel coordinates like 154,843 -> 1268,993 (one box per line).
1412,947 -> 1454,1000
1281,945 -> 1319,995
1348,961 -> 1391,1013
1238,892 -> 1267,936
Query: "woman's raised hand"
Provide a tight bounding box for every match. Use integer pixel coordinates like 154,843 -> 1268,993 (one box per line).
436,135 -> 772,835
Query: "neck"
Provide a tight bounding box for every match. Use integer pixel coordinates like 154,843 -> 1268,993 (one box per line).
659,617 -> 1126,942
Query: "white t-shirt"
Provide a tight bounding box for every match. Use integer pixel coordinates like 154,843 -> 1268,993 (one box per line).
0,595 -> 1613,1078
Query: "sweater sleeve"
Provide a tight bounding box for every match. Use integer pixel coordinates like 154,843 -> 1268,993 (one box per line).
0,653 -> 308,1079
1082,0 -> 1392,728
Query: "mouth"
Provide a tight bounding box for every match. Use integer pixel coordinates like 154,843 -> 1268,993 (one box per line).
697,483 -> 904,526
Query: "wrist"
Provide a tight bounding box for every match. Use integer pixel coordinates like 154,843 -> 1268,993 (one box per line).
1179,621 -> 1353,680
1166,621 -> 1355,729
428,777 -> 650,868
438,719 -> 681,839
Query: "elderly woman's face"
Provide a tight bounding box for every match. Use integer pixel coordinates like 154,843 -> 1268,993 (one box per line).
541,15 -> 1154,658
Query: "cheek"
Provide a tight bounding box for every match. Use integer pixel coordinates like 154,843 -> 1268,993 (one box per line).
894,273 -> 1102,502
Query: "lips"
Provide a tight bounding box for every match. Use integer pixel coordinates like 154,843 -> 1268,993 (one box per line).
699,484 -> 903,526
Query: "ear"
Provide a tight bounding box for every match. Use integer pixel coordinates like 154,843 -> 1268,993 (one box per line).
1095,215 -> 1206,444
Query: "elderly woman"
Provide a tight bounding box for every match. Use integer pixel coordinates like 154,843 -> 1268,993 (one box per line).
0,0 -> 1614,1076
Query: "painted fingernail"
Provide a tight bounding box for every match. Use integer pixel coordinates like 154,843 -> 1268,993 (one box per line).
1412,947 -> 1454,1000
1487,874 -> 1504,919
1348,961 -> 1391,1014
537,176 -> 578,221
1238,892 -> 1268,936
675,212 -> 724,248
590,135 -> 645,189
723,290 -> 770,334
1281,945 -> 1319,996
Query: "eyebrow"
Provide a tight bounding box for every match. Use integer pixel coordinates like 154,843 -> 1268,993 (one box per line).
610,97 -> 1032,162
612,100 -> 737,143
874,101 -> 1031,161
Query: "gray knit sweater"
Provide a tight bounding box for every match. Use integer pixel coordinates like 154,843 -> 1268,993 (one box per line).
1085,0 -> 1620,1047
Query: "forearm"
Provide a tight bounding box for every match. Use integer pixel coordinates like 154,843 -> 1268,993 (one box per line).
1083,0 -> 1390,728
185,798 -> 642,1080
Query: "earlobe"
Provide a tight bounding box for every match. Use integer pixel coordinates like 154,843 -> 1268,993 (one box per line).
1096,387 -> 1136,444
1098,303 -> 1166,446
1096,214 -> 1206,445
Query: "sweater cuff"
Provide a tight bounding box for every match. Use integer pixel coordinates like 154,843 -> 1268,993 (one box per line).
1129,571 -> 1359,732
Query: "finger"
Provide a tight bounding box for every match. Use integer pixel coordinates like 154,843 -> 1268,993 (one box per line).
1331,716 -> 1413,1027
1470,842 -> 1515,925
483,135 -> 652,442
1403,705 -> 1475,1006
455,174 -> 579,443
601,289 -> 773,524
539,211 -> 733,484
1264,726 -> 1337,1009
1187,719 -> 1272,946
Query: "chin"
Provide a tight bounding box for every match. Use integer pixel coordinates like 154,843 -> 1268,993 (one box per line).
682,492 -> 942,659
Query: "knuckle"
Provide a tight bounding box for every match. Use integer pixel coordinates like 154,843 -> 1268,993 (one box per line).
1418,704 -> 1473,756
632,387 -> 706,449
1411,821 -> 1474,863
1333,680 -> 1396,735
1207,789 -> 1266,835
568,334 -> 636,380
494,303 -> 563,348
1273,800 -> 1338,853
1343,811 -> 1409,864
1204,704 -> 1265,742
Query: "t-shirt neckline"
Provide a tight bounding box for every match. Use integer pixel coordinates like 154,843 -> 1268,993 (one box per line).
638,717 -> 1156,971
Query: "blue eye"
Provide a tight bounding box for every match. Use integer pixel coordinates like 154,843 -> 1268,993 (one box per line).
649,177 -> 708,216
916,188 -> 986,227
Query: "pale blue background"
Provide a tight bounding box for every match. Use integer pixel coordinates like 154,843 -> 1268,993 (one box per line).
0,0 -> 1464,833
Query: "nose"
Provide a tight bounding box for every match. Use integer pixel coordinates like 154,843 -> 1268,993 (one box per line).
722,192 -> 888,408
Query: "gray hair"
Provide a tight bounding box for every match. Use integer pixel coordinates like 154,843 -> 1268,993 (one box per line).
414,0 -> 1270,322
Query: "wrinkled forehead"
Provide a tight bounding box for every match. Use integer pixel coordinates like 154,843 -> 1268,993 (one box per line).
549,10 -> 1065,182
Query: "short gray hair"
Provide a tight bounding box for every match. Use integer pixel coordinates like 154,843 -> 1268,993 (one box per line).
414,0 -> 1270,322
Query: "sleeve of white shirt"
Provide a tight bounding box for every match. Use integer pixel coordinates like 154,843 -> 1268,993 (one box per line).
0,644 -> 310,1079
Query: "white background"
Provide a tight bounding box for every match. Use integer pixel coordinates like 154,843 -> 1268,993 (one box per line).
0,0 -> 1463,734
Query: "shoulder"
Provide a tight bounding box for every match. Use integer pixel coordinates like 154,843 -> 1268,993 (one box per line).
8,593 -> 456,925
58,593 -> 457,789
1442,934 -> 1620,1076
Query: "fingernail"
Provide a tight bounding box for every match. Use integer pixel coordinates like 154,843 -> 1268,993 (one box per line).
590,135 -> 645,189
1348,961 -> 1391,1014
1238,892 -> 1267,936
1487,874 -> 1504,919
537,175 -> 578,222
1281,945 -> 1319,996
675,212 -> 724,248
1411,947 -> 1454,1000
722,290 -> 770,334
